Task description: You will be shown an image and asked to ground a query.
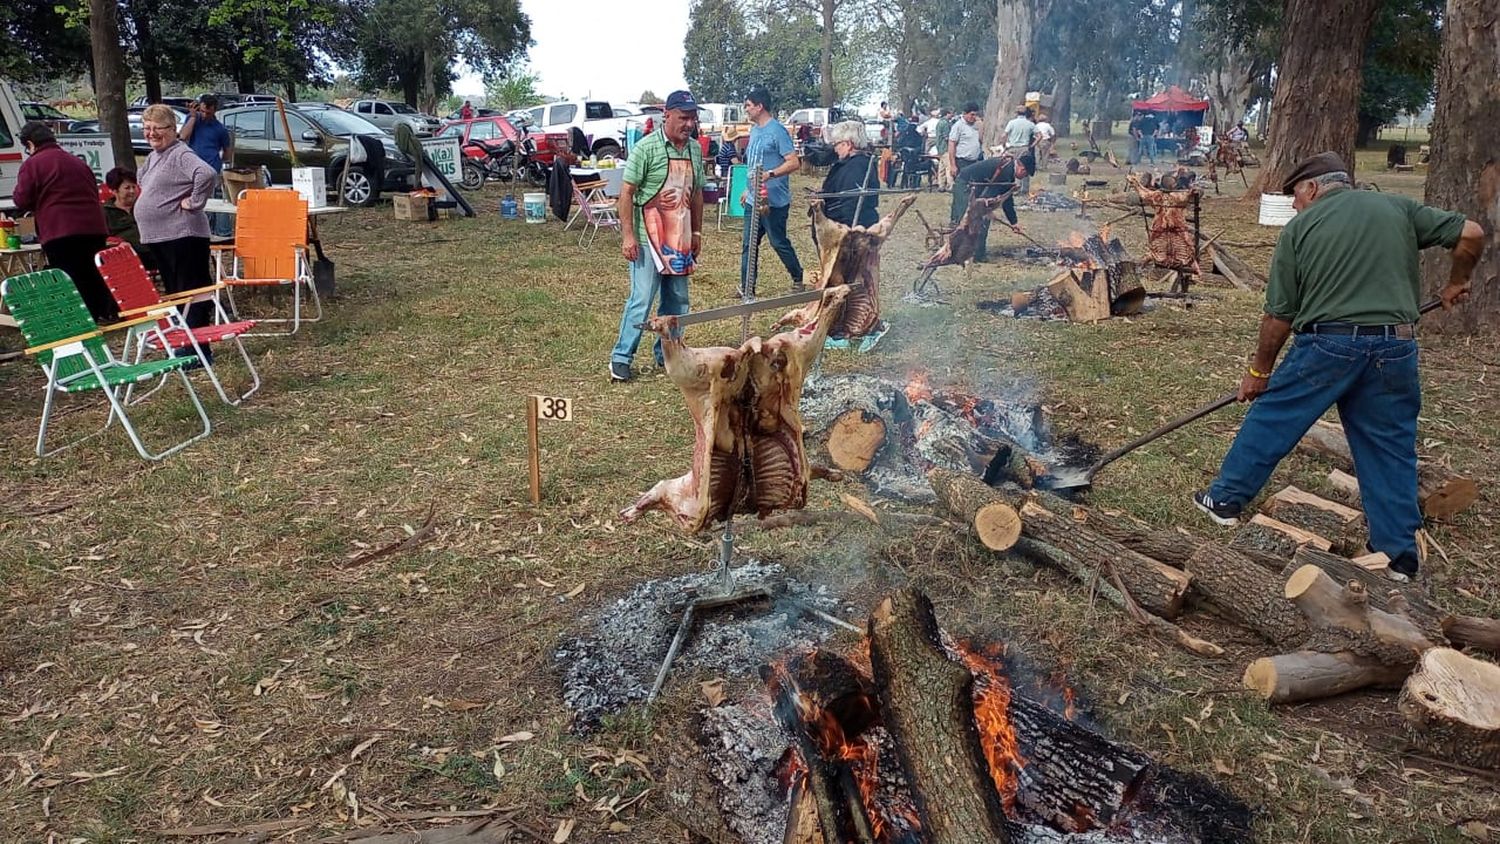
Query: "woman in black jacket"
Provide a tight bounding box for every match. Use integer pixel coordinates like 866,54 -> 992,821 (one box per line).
819,120 -> 880,229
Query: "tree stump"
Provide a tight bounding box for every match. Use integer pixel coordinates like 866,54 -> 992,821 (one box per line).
1398,648 -> 1500,770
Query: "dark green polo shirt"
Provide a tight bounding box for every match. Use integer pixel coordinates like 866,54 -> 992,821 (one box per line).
1264,186 -> 1467,331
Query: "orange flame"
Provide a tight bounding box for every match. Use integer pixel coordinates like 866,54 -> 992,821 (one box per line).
904,369 -> 934,404
955,641 -> 1027,811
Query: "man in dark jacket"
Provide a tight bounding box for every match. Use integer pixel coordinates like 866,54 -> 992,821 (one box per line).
12,122 -> 116,322
952,149 -> 1032,262
819,120 -> 879,228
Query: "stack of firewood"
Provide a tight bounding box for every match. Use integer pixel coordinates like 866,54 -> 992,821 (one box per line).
923,419 -> 1499,771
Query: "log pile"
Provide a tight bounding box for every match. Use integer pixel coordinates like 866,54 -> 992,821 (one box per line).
916,475 -> 1500,769
768,587 -> 1254,842
1297,419 -> 1479,519
1008,234 -> 1147,323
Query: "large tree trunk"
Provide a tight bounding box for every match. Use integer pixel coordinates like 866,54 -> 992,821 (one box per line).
1251,0 -> 1378,195
129,0 -> 163,105
868,590 -> 1011,842
1419,0 -> 1500,333
1050,70 -> 1072,137
1206,49 -> 1257,131
819,0 -> 837,108
88,0 -> 133,168
982,0 -> 1041,148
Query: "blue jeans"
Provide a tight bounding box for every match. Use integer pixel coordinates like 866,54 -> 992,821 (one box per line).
611,247 -> 689,367
1141,135 -> 1158,163
740,203 -> 803,295
209,178 -> 234,238
1209,332 -> 1422,570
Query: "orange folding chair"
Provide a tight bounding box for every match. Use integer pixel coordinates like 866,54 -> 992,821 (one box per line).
216,189 -> 321,336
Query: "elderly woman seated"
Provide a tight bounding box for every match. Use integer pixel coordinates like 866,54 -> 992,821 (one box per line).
101,167 -> 155,268
819,120 -> 880,228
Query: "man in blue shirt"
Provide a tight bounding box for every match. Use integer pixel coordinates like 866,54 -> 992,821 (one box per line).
740,86 -> 804,294
180,94 -> 235,236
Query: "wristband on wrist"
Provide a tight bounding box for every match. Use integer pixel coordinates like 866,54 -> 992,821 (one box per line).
1248,365 -> 1271,379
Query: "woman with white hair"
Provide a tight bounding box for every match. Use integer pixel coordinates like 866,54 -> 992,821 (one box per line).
136,103 -> 218,348
818,120 -> 879,228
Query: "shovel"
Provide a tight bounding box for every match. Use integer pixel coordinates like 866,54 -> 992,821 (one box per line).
1047,298 -> 1445,493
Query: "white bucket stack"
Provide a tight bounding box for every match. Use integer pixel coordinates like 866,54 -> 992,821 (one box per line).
1258,193 -> 1296,226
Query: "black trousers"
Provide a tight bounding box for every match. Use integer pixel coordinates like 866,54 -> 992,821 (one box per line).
150,236 -> 214,330
42,234 -> 116,324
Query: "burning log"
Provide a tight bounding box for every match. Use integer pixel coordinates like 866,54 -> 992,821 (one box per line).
827,408 -> 888,473
1398,648 -> 1500,769
770,660 -> 880,844
1009,234 -> 1146,322
1261,485 -> 1367,555
1243,565 -> 1439,703
868,589 -> 1013,842
1297,419 -> 1479,519
929,470 -> 1192,619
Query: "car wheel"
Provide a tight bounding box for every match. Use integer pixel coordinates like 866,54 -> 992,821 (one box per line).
459,160 -> 485,191
594,141 -> 621,161
342,166 -> 376,207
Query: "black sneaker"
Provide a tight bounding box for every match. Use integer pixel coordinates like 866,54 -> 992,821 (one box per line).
1386,552 -> 1419,583
1192,490 -> 1242,526
609,362 -> 633,383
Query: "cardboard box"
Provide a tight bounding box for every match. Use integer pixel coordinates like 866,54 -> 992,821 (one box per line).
393,192 -> 430,221
291,167 -> 327,209
222,168 -> 263,204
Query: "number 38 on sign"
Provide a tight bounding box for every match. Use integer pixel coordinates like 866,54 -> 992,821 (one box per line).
526,395 -> 573,504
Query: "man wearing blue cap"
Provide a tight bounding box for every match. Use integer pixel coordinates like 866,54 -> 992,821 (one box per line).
609,90 -> 705,383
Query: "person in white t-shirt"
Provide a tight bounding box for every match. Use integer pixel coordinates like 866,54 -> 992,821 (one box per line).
1033,113 -> 1056,168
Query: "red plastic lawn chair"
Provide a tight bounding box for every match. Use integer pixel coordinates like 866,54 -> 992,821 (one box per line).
96,242 -> 261,406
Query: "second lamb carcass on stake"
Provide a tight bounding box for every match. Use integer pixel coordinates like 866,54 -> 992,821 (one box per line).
777,194 -> 916,340
622,286 -> 850,533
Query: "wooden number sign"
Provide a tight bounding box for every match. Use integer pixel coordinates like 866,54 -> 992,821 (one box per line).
527,395 -> 574,504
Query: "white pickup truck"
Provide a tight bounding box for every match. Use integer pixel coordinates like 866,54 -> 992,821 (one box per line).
524,100 -> 630,159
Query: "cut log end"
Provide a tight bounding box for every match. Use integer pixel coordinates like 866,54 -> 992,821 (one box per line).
1398,648 -> 1500,769
1423,478 -> 1480,520
1243,651 -> 1410,704
1282,563 -> 1325,601
827,409 -> 887,473
974,502 -> 1022,551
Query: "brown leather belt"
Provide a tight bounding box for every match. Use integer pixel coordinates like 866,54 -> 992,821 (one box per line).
1302,322 -> 1416,339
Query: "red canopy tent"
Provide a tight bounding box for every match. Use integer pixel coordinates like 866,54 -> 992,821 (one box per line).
1132,86 -> 1210,113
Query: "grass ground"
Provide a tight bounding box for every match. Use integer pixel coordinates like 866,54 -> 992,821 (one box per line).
1,147 -> 1496,843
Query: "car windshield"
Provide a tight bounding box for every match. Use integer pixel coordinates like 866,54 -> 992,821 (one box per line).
306,107 -> 384,135
390,102 -> 417,114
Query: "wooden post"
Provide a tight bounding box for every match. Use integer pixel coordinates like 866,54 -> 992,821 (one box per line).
527,395 -> 541,505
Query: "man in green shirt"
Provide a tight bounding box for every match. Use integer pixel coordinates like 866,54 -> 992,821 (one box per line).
609,90 -> 705,383
1195,151 -> 1485,582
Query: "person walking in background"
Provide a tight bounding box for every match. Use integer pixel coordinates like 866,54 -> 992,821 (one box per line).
178,94 -> 234,238
1137,110 -> 1160,164
136,104 -> 219,356
946,102 -> 983,188
933,108 -> 954,191
1127,112 -> 1143,165
1033,113 -> 1056,169
11,122 -> 116,323
101,167 -> 154,269
740,85 -> 804,294
608,91 -> 705,383
1193,152 -> 1486,583
1002,105 -> 1037,194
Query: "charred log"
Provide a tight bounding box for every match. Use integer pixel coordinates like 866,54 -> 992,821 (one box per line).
868,589 -> 1012,842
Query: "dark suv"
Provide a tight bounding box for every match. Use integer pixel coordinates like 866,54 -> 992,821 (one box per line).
218,102 -> 415,206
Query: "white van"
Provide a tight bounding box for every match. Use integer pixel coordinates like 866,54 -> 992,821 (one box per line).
0,81 -> 27,207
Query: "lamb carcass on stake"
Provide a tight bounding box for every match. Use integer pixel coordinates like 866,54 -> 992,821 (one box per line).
775,194 -> 915,337
622,286 -> 849,533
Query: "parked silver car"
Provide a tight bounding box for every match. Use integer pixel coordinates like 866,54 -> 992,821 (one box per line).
349,99 -> 441,136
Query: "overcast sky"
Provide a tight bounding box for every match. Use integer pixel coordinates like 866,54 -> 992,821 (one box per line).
454,0 -> 692,103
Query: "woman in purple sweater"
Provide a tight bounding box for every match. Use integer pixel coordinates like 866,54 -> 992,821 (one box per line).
136,104 -> 218,335
12,122 -> 116,323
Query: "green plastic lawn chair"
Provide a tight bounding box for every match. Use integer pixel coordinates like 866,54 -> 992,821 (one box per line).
2,268 -> 212,460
